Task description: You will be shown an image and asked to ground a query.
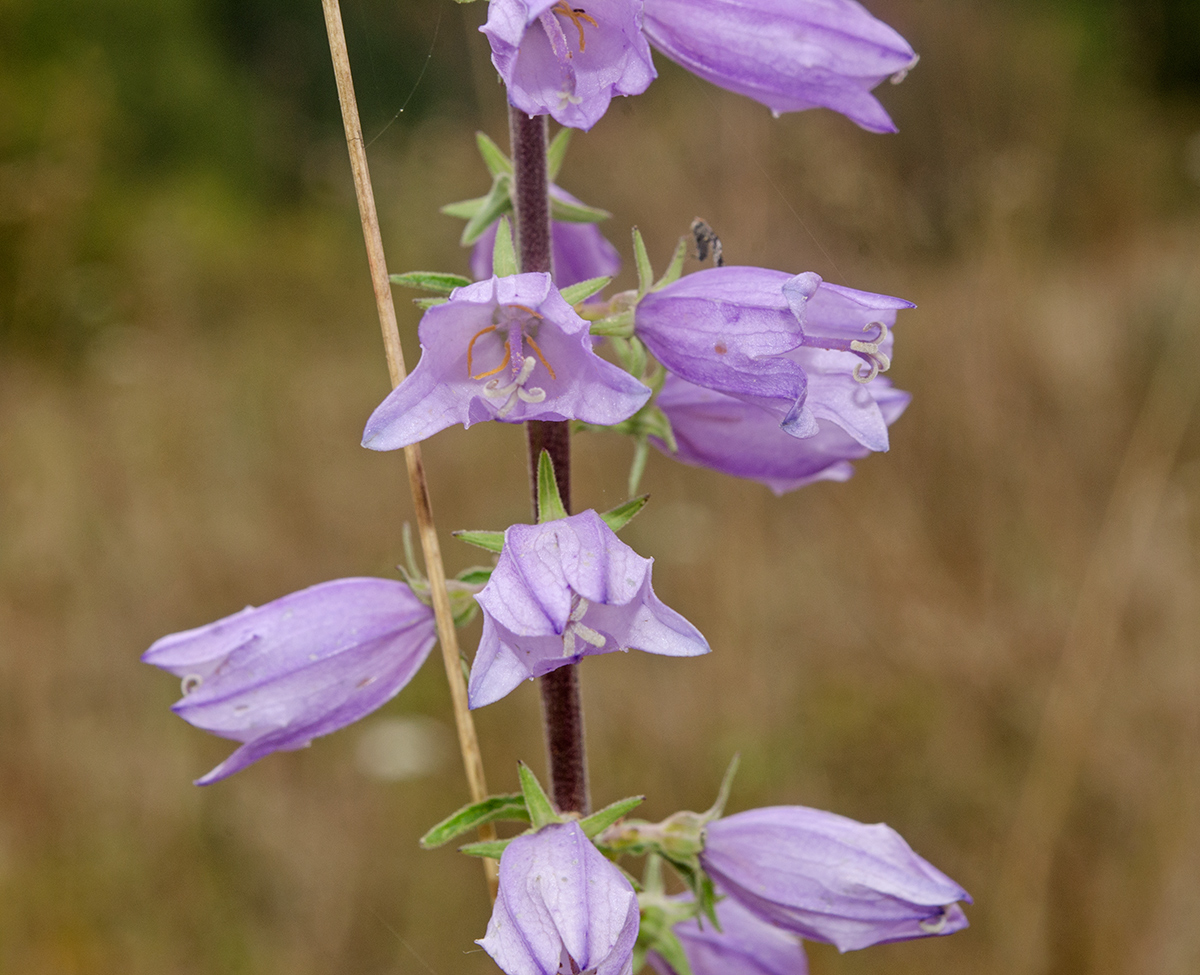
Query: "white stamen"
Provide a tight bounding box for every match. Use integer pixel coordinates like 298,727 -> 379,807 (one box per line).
849,321 -> 891,384
494,389 -> 521,419
569,596 -> 589,622
181,674 -> 203,695
517,386 -> 546,404
515,355 -> 537,385
919,910 -> 948,934
573,623 -> 606,648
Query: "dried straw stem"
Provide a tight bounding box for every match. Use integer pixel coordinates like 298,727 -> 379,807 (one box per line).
320,0 -> 497,898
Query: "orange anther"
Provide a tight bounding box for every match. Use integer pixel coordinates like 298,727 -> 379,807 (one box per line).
551,1 -> 598,52
524,334 -> 557,381
468,326 -> 510,380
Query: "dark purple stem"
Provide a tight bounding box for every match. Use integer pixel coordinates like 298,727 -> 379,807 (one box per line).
509,104 -> 590,816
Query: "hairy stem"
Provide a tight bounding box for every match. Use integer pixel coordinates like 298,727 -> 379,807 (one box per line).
509,105 -> 591,815
322,0 -> 498,898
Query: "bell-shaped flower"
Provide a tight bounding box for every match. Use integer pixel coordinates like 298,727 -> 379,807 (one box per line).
479,820 -> 640,975
471,190 -> 621,289
468,509 -> 709,708
634,267 -> 820,437
483,0 -> 656,131
636,268 -> 912,441
646,894 -> 809,975
700,806 -> 971,952
142,578 -> 437,785
362,273 -> 650,451
653,363 -> 910,495
641,0 -> 918,133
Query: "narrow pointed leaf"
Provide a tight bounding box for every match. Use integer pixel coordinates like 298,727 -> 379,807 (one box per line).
420,793 -> 531,849
459,838 -> 514,858
475,131 -> 513,177
536,450 -> 569,524
580,795 -> 645,838
653,236 -> 690,291
550,195 -> 611,224
703,753 -> 740,822
559,276 -> 612,306
389,271 -> 472,295
588,311 -> 635,338
546,127 -> 572,182
632,227 -> 654,296
518,761 -> 561,828
461,176 -> 513,246
456,566 -> 494,586
492,216 -> 518,277
453,530 -> 505,553
599,496 -> 649,534
440,196 -> 486,220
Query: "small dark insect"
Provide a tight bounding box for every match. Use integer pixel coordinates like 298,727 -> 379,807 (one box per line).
691,217 -> 724,267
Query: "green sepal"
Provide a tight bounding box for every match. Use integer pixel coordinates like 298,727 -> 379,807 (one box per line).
453,530 -> 505,553
451,0 -> 481,5
635,926 -> 693,975
459,838 -> 513,859
456,566 -> 494,586
536,450 -> 569,523
476,131 -> 513,178
518,761 -> 562,829
492,215 -> 518,277
632,227 -> 654,296
419,793 -> 531,849
588,309 -> 635,338
702,754 -> 740,822
389,271 -> 472,295
652,236 -> 689,291
440,196 -> 486,220
546,128 -> 572,182
560,276 -> 612,306
611,335 -> 648,380
580,795 -> 645,839
551,195 -> 611,224
414,296 -> 449,310
599,495 -> 649,534
462,176 -> 514,246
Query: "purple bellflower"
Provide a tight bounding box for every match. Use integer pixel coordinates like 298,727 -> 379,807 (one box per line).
647,893 -> 809,975
653,358 -> 910,495
635,268 -> 911,440
468,509 -> 709,708
700,806 -> 971,952
471,190 -> 622,289
483,0 -> 656,131
362,274 -> 650,451
141,578 -> 437,785
641,0 -> 918,133
479,820 -> 640,975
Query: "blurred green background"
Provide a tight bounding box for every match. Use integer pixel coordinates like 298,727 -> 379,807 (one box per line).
3,0 -> 1200,972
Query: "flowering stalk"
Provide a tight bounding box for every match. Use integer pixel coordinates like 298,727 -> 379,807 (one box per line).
320,0 -> 498,893
508,103 -> 591,816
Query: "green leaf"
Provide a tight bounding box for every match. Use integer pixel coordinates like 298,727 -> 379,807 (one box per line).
492,215 -> 518,276
536,450 -> 569,523
546,127 -> 572,182
644,928 -> 694,975
599,495 -> 649,533
653,236 -> 689,291
703,754 -> 740,822
420,793 -> 531,849
459,838 -> 513,858
518,761 -> 561,829
453,530 -> 505,553
440,196 -> 486,220
550,195 -> 611,224
414,297 -> 448,310
580,795 -> 645,838
456,566 -> 494,586
559,276 -> 612,306
632,227 -> 654,296
389,271 -> 472,295
475,131 -> 513,178
461,175 -> 514,246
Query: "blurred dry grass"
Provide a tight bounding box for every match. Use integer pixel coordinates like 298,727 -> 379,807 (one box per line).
3,1 -> 1200,973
